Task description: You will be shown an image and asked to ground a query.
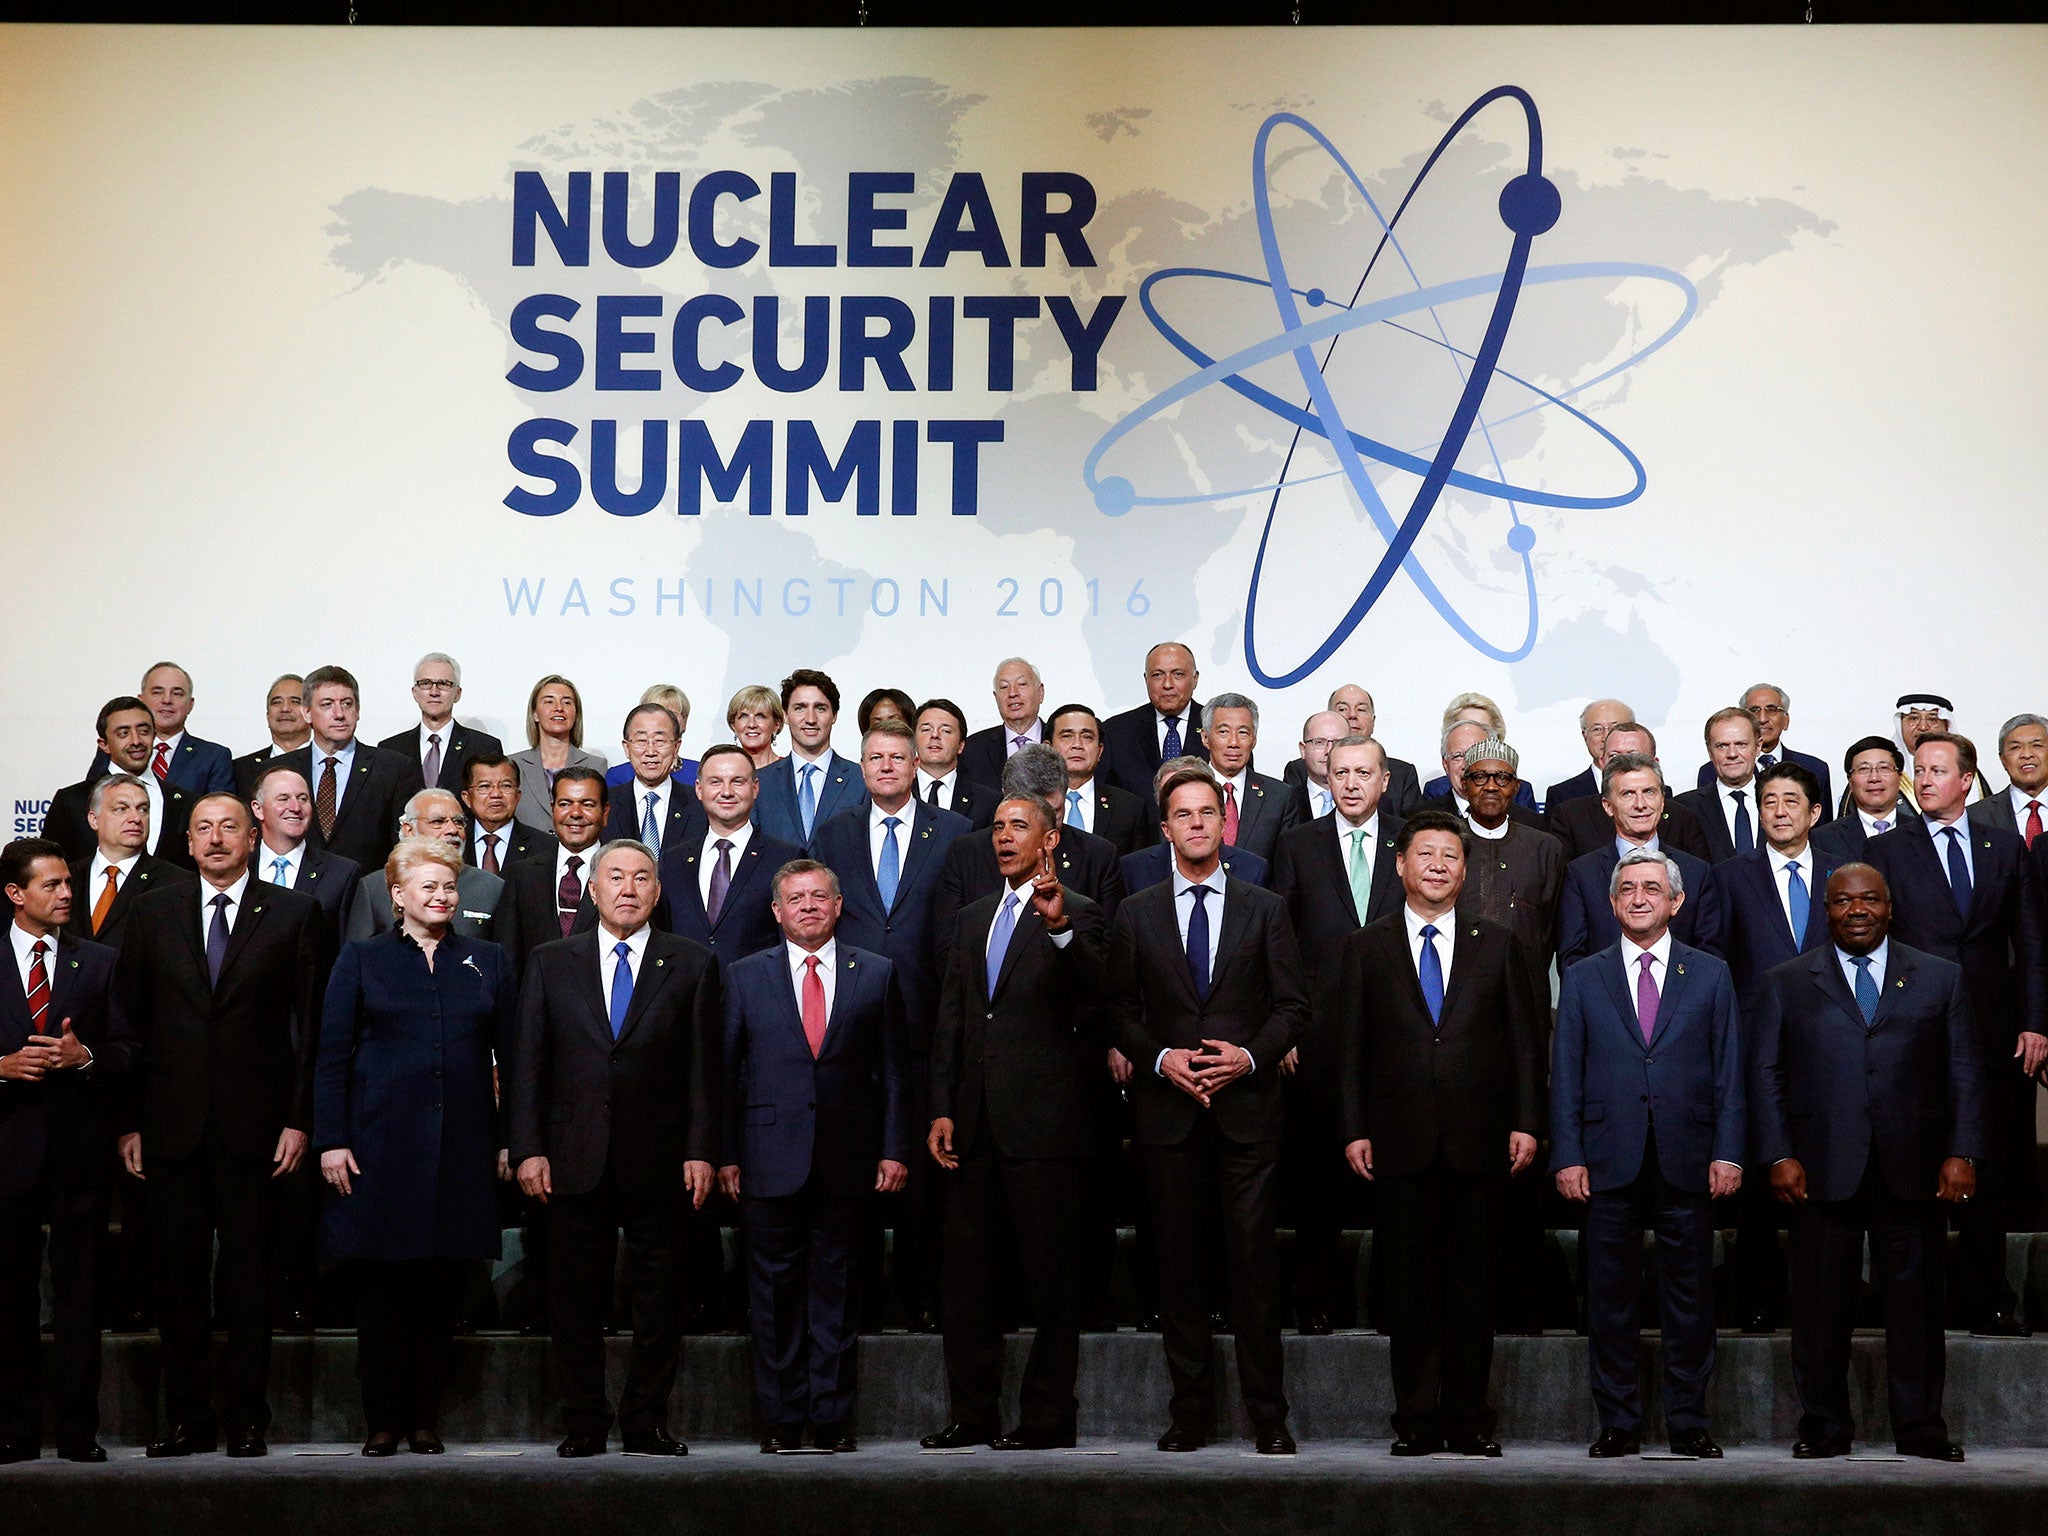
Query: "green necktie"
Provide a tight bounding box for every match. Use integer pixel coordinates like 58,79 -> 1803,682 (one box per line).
1348,827 -> 1373,924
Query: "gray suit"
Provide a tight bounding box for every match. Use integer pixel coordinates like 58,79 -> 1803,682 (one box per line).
344,864 -> 505,943
508,746 -> 608,834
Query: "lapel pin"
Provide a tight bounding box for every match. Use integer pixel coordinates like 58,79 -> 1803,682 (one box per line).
655,957 -> 665,968
70,960 -> 79,970
252,906 -> 264,915
920,829 -> 929,840
1896,979 -> 1905,988
1675,963 -> 1686,975
461,954 -> 483,976
846,959 -> 856,969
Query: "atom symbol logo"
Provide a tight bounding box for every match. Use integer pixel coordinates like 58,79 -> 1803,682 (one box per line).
1083,87 -> 1698,687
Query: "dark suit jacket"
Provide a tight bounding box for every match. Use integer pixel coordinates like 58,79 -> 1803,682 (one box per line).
1672,783 -> 1769,866
44,779 -> 195,871
85,733 -> 235,798
62,853 -> 195,951
375,725 -> 506,795
1749,942 -> 1984,1202
115,880 -> 331,1160
931,889 -> 1108,1160
811,800 -> 972,1052
1273,813 -> 1404,1071
720,942 -> 911,1200
1864,817 -> 2047,1054
1220,769 -> 1303,864
1120,841 -> 1268,894
1080,780 -> 1153,855
935,775 -> 999,831
233,744 -> 289,798
1720,846 -> 1844,1010
466,822 -> 558,870
251,844 -> 361,935
960,721 -> 1046,791
1549,941 -> 1744,1194
1337,914 -> 1546,1176
1810,807 -> 1903,864
936,823 -> 1126,966
491,853 -> 602,982
1100,701 -> 1207,806
1423,774 -> 1538,811
1542,766 -> 1599,812
1546,793 -> 1710,864
1559,844 -> 1726,973
1418,793 -> 1547,833
753,751 -> 867,851
277,742 -> 426,876
1105,875 -> 1308,1146
1695,745 -> 1833,823
1285,753 -> 1422,821
603,778 -> 709,858
659,829 -> 804,964
0,932 -> 136,1196
507,927 -> 721,1201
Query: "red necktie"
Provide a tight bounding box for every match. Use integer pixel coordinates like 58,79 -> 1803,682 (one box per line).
2028,800 -> 2042,851
801,955 -> 827,1057
481,832 -> 501,874
1223,782 -> 1240,845
150,741 -> 170,784
26,941 -> 51,1033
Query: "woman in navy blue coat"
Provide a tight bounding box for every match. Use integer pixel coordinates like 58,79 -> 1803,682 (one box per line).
315,836 -> 515,1456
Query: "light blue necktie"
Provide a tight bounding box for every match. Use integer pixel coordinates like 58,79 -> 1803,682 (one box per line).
271,856 -> 290,888
799,764 -> 819,837
1785,859 -> 1809,944
642,791 -> 661,850
877,816 -> 902,910
1851,954 -> 1879,1026
1419,923 -> 1445,1027
1943,826 -> 1972,916
609,940 -> 634,1039
986,892 -> 1020,997
1066,790 -> 1084,829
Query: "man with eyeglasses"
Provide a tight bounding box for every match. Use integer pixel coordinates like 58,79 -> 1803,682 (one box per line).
1286,711 -> 1348,822
1283,686 -> 1421,818
1814,738 -> 1911,863
1691,685 -> 1833,814
1422,721 -> 1544,831
376,653 -> 503,794
1967,714 -> 2048,847
1545,699 -> 1632,813
603,704 -> 706,857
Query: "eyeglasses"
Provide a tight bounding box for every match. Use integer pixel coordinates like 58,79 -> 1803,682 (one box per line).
414,679 -> 456,692
1748,703 -> 1788,718
1301,737 -> 1341,751
1463,770 -> 1516,788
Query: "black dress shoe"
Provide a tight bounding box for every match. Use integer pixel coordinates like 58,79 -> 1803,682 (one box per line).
1791,1437 -> 1850,1459
816,1424 -> 857,1453
1970,1311 -> 2031,1338
517,1320 -> 549,1338
362,1432 -> 400,1458
1389,1435 -> 1443,1457
1443,1435 -> 1503,1457
1740,1311 -> 1774,1335
759,1426 -> 800,1453
146,1424 -> 217,1458
1900,1439 -> 1966,1462
1296,1310 -> 1333,1337
556,1432 -> 607,1458
1137,1312 -> 1162,1333
224,1430 -> 268,1458
1589,1428 -> 1640,1458
1208,1310 -> 1233,1333
1667,1430 -> 1722,1459
920,1422 -> 994,1449
621,1428 -> 687,1456
0,1441 -> 39,1465
992,1426 -> 1076,1450
407,1431 -> 445,1455
910,1308 -> 941,1335
1254,1424 -> 1297,1455
1157,1425 -> 1205,1452
58,1442 -> 106,1464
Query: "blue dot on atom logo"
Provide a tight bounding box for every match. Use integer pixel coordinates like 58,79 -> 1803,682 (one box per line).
1082,87 -> 1697,688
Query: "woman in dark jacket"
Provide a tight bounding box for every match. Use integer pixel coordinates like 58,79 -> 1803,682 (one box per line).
315,836 -> 515,1456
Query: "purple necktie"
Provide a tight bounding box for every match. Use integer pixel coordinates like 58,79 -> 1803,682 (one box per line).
706,838 -> 734,926
1636,953 -> 1660,1044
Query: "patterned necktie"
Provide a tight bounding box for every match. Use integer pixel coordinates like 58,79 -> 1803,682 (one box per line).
481,832 -> 500,874
1759,752 -> 1777,771
2028,801 -> 2042,851
1162,715 -> 1183,761
986,891 -> 1020,998
801,955 -> 827,1057
1418,923 -> 1445,1026
642,790 -> 661,851
1223,782 -> 1240,845
91,867 -> 119,934
1851,954 -> 1879,1025
271,856 -> 290,889
1636,952 -> 1660,1045
706,839 -> 734,926
608,940 -> 633,1040
316,755 -> 338,840
1185,884 -> 1212,1002
1347,827 -> 1373,924
151,741 -> 170,785
423,732 -> 442,787
1943,826 -> 1972,915
1066,790 -> 1084,829
206,893 -> 231,987
557,854 -> 583,937
877,816 -> 902,910
798,764 -> 819,838
1730,789 -> 1754,855
26,940 -> 50,1032
1785,858 -> 1810,944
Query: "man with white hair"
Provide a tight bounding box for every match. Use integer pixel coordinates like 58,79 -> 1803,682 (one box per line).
1544,699 -> 1633,812
376,652 -> 504,793
960,657 -> 1049,789
1691,683 -> 1833,813
343,789 -> 503,942
1283,687 -> 1422,818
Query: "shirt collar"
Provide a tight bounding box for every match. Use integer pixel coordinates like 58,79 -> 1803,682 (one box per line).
791,744 -> 833,770
869,798 -> 912,831
1621,928 -> 1674,970
1923,807 -> 1968,833
1403,904 -> 1453,940
787,937 -> 836,973
1767,843 -> 1809,874
918,767 -> 957,794
1837,939 -> 1889,976
598,922 -> 651,960
9,920 -> 55,967
1468,815 -> 1509,841
1335,808 -> 1379,837
1616,833 -> 1661,858
202,870 -> 253,912
1171,860 -> 1222,898
93,849 -> 142,881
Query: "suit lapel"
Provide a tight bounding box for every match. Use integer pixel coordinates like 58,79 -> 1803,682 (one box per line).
1646,948 -> 1693,1049
0,949 -> 32,1042
1871,947 -> 1914,1031
1435,920 -> 1481,1026
615,937 -> 675,1044
990,896 -> 1041,1003
1806,950 -> 1866,1033
331,751 -> 378,838
573,935 -> 615,1049
893,804 -> 942,914
1150,887 -> 1202,1009
1596,948 -> 1647,1053
1963,831 -> 2005,931
1206,877 -> 1251,995
670,846 -> 714,932
819,948 -> 862,1056
215,889 -> 271,985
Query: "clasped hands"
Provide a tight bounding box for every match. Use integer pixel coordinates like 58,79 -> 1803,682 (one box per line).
0,1016 -> 92,1080
1161,1040 -> 1252,1107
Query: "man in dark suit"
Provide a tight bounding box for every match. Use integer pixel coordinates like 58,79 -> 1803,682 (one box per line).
460,751 -> 558,872
344,790 -> 503,943
1543,698 -> 1632,811
921,797 -> 1107,1450
1100,641 -> 1206,807
1673,707 -> 1765,865
1558,754 -> 1726,972
1864,731 -> 2046,1336
755,670 -> 866,850
1315,684 -> 1424,817
1421,720 -> 1546,832
1813,737 -> 1911,862
1751,863 -> 1984,1460
1282,709 -> 1348,823
719,860 -> 911,1453
660,745 -> 801,963
63,774 -> 196,948
603,701 -> 705,859
912,699 -> 997,830
509,838 -> 720,1457
1546,722 -> 1711,863
494,768 -> 609,981
0,839 -> 137,1464
277,665 -> 425,877
1718,761 -> 1842,1333
1339,809 -> 1545,1456
1199,692 -> 1302,864
115,792 -> 329,1457
373,651 -> 504,794
1551,847 -> 1744,1458
231,674 -> 312,796
81,663 -> 236,798
1968,711 -> 2048,847
1106,764 -> 1308,1455
45,696 -> 195,869
1048,702 -> 1151,853
1272,735 -> 1403,1333
1693,684 -> 1834,814
811,719 -> 970,1330
247,764 -> 359,933
959,657 -> 1050,790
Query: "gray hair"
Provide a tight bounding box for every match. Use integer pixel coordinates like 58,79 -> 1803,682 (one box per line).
414,652 -> 462,685
1440,717 -> 1492,758
992,656 -> 1042,688
1741,681 -> 1788,712
1601,750 -> 1667,798
592,837 -> 659,880
1440,690 -> 1506,739
1205,691 -> 1260,731
1329,734 -> 1386,769
1578,698 -> 1632,729
1609,845 -> 1684,898
1998,713 -> 2048,751
400,787 -> 464,831
1000,742 -> 1068,804
87,772 -> 148,816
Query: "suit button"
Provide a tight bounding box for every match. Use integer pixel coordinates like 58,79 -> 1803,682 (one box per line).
1640,1095 -> 1648,1103
986,1013 -> 994,1020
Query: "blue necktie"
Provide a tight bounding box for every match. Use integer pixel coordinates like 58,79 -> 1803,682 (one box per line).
1851,954 -> 1879,1026
1066,790 -> 1084,829
1162,715 -> 1183,761
1731,789 -> 1754,855
271,856 -> 290,888
799,764 -> 819,837
1185,884 -> 1212,1001
642,791 -> 661,850
1785,859 -> 1810,945
609,940 -> 633,1039
206,892 -> 231,987
1759,752 -> 1777,771
1418,922 -> 1445,1027
1943,826 -> 1972,915
986,892 -> 1020,998
877,816 -> 902,909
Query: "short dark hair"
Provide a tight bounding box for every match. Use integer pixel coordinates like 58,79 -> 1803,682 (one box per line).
622,702 -> 681,740
552,765 -> 609,805
302,664 -> 360,702
1756,759 -> 1823,807
1913,729 -> 1978,778
1843,734 -> 1905,774
696,742 -> 756,776
780,668 -> 840,713
856,687 -> 917,735
1601,750 -> 1666,799
251,762 -> 312,798
997,794 -> 1058,834
1046,702 -> 1101,732
914,697 -> 969,739
771,857 -> 841,902
1,837 -> 67,896
1159,763 -> 1224,814
1396,807 -> 1471,857
462,749 -> 516,787
96,695 -> 150,740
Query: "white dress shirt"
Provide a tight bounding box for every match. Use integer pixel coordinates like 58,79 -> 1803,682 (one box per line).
1619,928 -> 1673,1025
1715,776 -> 1757,845
1403,903 -> 1457,993
471,821 -> 515,867
257,841 -> 305,889
1925,810 -> 1977,890
786,937 -> 838,1017
1858,805 -> 1901,839
1154,708 -> 1194,756
86,850 -> 142,909
132,771 -> 167,856
1335,809 -> 1380,887
2009,784 -> 2047,831
554,844 -> 592,907
1003,720 -> 1046,754
198,871 -> 253,937
698,822 -> 754,909
867,800 -> 914,880
1063,778 -> 1098,833
10,919 -> 56,997
987,877 -> 1074,957
1767,844 -> 1815,941
917,768 -> 960,811
1158,861 -> 1246,1076
630,776 -> 674,846
312,740 -> 358,819
598,922 -> 652,1017
416,722 -> 454,774
1306,779 -> 1334,820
